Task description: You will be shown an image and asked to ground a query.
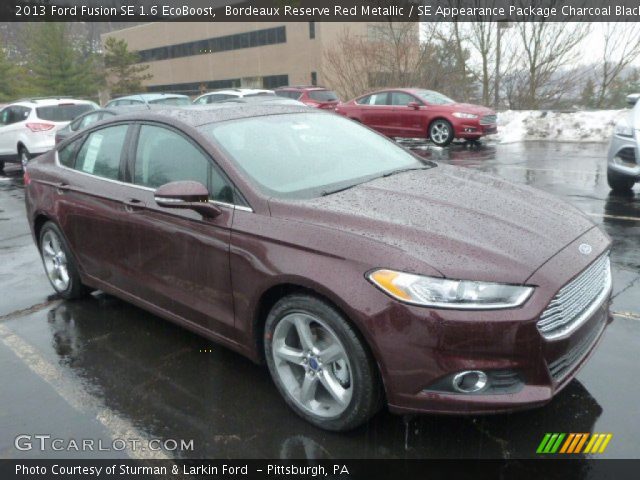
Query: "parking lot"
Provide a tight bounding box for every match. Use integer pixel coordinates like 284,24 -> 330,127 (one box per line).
1,140 -> 639,460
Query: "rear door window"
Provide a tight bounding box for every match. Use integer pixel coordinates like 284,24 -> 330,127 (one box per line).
36,104 -> 95,122
74,124 -> 128,180
369,92 -> 390,105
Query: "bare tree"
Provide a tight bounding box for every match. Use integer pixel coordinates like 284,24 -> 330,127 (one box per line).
509,22 -> 590,109
595,23 -> 640,108
322,22 -> 426,100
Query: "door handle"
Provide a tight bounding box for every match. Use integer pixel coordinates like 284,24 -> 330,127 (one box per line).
123,198 -> 145,212
56,182 -> 70,194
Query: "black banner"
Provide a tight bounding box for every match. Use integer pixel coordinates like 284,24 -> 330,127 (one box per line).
7,0 -> 640,22
2,459 -> 640,480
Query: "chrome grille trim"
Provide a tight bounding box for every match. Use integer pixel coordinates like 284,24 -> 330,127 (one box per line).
548,321 -> 604,382
537,254 -> 611,340
480,114 -> 497,125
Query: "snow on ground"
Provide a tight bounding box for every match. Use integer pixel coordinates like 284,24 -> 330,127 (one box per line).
490,109 -> 628,144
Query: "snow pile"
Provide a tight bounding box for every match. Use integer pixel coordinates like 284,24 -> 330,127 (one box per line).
491,109 -> 628,144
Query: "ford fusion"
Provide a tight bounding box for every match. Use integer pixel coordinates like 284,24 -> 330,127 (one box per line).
24,105 -> 612,431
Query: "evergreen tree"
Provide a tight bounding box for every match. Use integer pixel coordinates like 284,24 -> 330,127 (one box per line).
0,41 -> 19,101
103,37 -> 152,96
24,23 -> 99,98
580,77 -> 596,109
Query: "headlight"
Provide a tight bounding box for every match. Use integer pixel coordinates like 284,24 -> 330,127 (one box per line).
452,112 -> 478,119
615,124 -> 634,138
368,269 -> 534,309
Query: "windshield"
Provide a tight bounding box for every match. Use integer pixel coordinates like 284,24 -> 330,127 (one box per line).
201,113 -> 431,198
150,97 -> 191,106
415,90 -> 455,105
36,104 -> 95,122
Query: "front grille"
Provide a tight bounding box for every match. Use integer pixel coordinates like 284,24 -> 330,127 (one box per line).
548,321 -> 604,382
480,114 -> 497,125
537,254 -> 611,340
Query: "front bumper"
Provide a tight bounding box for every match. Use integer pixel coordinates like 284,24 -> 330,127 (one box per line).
608,133 -> 640,179
455,122 -> 497,139
360,226 -> 612,415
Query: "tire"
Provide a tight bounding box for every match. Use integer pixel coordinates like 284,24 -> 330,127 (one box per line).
19,146 -> 30,170
429,119 -> 454,147
39,221 -> 89,300
264,294 -> 382,431
607,168 -> 636,192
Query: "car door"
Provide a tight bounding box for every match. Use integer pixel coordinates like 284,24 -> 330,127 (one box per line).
119,123 -> 236,337
53,123 -> 136,288
359,92 -> 394,135
389,91 -> 425,137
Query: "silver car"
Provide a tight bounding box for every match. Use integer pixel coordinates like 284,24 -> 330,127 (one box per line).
608,93 -> 640,192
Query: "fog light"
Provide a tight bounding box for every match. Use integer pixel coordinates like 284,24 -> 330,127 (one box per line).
452,370 -> 488,393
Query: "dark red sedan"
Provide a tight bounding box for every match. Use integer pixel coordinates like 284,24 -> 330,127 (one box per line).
274,86 -> 340,110
336,88 -> 497,146
25,105 -> 611,431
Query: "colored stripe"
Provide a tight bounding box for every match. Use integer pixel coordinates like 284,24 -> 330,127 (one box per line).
598,434 -> 612,453
537,433 -> 552,453
591,434 -> 606,453
543,434 -> 559,453
560,433 -> 575,453
567,434 -> 583,453
574,433 -> 589,453
550,433 -> 565,453
583,434 -> 598,453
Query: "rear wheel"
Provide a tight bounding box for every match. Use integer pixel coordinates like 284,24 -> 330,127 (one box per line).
607,168 -> 636,192
39,222 -> 89,299
264,294 -> 382,431
429,119 -> 454,147
19,146 -> 30,170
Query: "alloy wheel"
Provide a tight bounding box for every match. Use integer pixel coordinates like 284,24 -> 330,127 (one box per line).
271,312 -> 353,418
41,230 -> 70,292
430,121 -> 451,145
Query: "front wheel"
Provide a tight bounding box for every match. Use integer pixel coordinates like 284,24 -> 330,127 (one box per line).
429,119 -> 454,147
607,168 -> 636,192
39,222 -> 90,299
264,294 -> 382,431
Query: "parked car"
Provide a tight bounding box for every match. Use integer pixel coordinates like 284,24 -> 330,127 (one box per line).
105,93 -> 191,108
25,105 -> 612,431
0,98 -> 96,172
54,105 -> 161,145
607,93 -> 640,192
193,88 -> 275,105
336,88 -> 497,147
275,86 -> 340,110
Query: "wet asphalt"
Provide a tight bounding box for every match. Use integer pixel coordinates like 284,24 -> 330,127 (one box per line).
0,141 -> 639,460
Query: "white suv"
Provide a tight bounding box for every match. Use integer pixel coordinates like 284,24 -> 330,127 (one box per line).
193,88 -> 275,105
0,98 -> 97,172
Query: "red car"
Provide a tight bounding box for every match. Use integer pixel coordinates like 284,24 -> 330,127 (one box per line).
274,86 -> 340,110
25,105 -> 611,431
336,88 -> 497,146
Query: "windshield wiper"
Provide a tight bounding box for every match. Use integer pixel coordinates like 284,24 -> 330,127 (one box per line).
382,166 -> 430,177
321,183 -> 361,196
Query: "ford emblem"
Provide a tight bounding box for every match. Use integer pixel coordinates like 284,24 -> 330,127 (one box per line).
579,243 -> 592,255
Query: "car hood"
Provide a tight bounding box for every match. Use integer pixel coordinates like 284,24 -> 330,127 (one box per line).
270,165 -> 596,284
438,103 -> 495,116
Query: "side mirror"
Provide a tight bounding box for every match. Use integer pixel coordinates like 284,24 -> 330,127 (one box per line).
407,102 -> 420,110
154,181 -> 222,218
626,94 -> 640,107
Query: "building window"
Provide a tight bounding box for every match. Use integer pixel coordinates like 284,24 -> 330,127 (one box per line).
262,75 -> 289,89
136,26 -> 287,63
309,22 -> 315,39
311,72 -> 317,86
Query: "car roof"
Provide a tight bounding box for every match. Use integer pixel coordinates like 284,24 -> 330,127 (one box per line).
276,86 -> 330,91
109,93 -> 189,102
9,98 -> 95,107
200,88 -> 273,95
102,104 -> 315,128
